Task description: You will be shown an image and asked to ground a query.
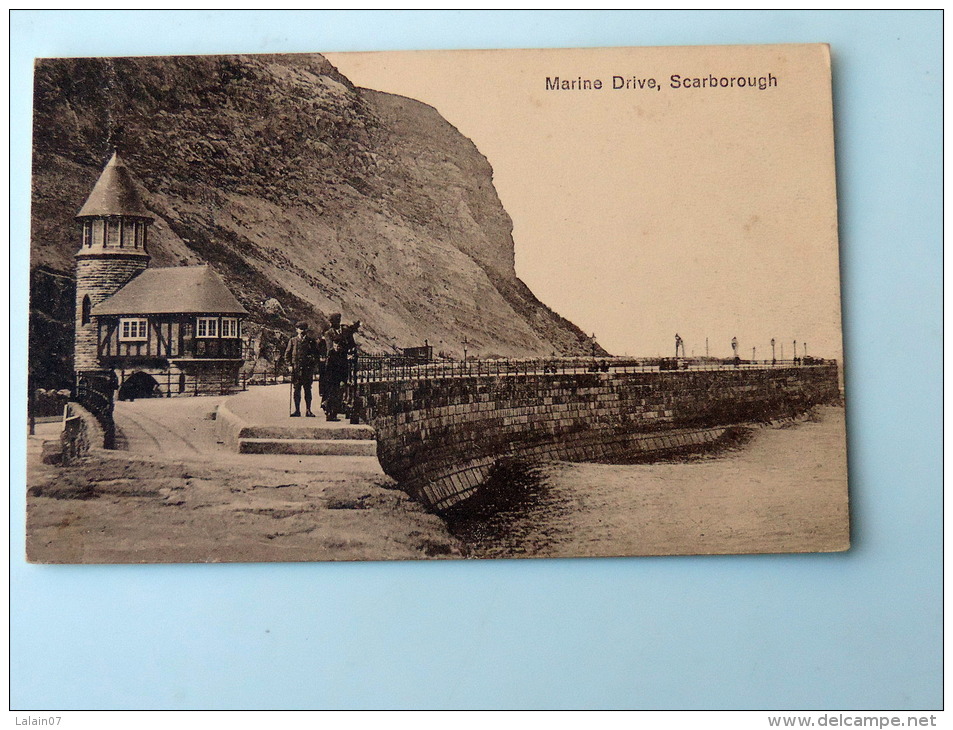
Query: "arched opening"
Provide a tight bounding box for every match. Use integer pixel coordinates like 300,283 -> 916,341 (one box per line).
81,295 -> 91,325
117,371 -> 161,401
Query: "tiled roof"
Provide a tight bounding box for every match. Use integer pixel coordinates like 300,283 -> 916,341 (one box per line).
91,265 -> 248,316
76,152 -> 153,219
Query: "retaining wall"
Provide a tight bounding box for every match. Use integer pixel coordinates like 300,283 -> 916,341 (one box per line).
362,364 -> 841,511
58,402 -> 107,463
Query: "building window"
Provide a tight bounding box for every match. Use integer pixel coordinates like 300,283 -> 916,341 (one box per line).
107,219 -> 120,247
220,318 -> 239,338
123,220 -> 139,248
82,222 -> 93,248
92,220 -> 105,246
81,295 -> 91,325
119,318 -> 148,341
197,317 -> 219,338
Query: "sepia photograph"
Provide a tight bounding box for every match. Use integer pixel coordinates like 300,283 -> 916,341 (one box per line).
26,43 -> 848,563
13,8 -> 944,715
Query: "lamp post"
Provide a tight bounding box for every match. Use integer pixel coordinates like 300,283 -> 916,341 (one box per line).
752,346 -> 756,362
770,338 -> 776,364
793,340 -> 798,365
462,335 -> 469,363
731,337 -> 738,367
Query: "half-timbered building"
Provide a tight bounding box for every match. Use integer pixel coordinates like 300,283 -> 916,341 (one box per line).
74,152 -> 247,397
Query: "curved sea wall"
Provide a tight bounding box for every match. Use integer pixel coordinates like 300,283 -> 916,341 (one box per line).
362,364 -> 841,512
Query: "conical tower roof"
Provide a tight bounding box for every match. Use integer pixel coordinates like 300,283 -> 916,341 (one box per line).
76,152 -> 153,219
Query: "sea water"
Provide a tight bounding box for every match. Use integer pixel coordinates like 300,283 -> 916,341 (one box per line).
446,406 -> 849,559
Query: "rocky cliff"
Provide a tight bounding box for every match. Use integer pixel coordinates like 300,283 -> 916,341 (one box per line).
30,52 -> 601,385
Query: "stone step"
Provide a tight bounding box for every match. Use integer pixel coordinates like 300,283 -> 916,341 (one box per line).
238,423 -> 375,441
238,437 -> 378,456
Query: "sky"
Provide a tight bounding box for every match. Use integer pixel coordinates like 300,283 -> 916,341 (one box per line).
326,45 -> 844,360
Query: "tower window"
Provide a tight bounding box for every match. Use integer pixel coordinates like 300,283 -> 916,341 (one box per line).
197,317 -> 219,338
81,295 -> 91,325
92,220 -> 105,246
82,222 -> 92,247
119,318 -> 148,341
122,220 -> 139,248
106,219 -> 120,247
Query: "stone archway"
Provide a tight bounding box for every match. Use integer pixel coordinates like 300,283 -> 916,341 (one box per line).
118,371 -> 160,401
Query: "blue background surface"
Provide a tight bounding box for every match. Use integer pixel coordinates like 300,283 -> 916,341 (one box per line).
10,10 -> 942,710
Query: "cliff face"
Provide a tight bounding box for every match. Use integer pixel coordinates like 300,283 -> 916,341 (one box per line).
30,53 -> 599,377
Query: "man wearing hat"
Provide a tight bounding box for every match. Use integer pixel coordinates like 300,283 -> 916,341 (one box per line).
283,321 -> 319,417
320,313 -> 352,421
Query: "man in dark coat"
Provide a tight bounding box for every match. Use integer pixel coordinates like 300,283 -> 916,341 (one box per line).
284,321 -> 319,417
320,313 -> 359,421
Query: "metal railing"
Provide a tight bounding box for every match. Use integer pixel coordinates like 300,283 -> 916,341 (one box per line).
240,357 -> 292,390
74,370 -> 116,448
353,354 -> 829,385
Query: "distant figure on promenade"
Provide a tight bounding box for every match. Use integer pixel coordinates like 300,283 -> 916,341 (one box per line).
284,321 -> 319,417
319,313 -> 360,422
675,333 -> 685,359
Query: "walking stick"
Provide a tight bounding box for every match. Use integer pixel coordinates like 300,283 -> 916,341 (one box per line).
289,374 -> 293,417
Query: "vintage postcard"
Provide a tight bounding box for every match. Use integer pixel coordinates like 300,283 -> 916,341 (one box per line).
26,44 -> 847,562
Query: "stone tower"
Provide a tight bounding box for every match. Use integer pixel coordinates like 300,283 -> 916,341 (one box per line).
74,152 -> 154,372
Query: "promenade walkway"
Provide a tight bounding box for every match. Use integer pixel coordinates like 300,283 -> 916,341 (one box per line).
219,385 -> 376,456
223,384 -> 366,434
112,386 -> 382,474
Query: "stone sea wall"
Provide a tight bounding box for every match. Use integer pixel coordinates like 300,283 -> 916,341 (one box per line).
362,364 -> 841,511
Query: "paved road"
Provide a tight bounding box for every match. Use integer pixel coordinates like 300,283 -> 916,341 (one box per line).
224,384 -> 363,431
114,395 -> 226,455
112,391 -> 384,475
